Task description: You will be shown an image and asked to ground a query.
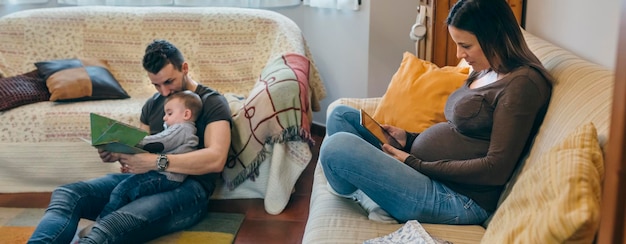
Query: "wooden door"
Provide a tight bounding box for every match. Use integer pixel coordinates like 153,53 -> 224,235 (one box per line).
596,0 -> 626,241
429,0 -> 524,67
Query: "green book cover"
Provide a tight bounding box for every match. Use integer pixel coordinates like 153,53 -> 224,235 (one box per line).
89,113 -> 148,154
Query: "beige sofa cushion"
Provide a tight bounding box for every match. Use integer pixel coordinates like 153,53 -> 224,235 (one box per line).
482,123 -> 603,243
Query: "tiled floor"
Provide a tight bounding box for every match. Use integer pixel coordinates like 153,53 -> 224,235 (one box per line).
0,125 -> 325,244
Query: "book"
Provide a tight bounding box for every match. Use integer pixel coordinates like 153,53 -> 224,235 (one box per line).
85,113 -> 148,154
360,109 -> 402,149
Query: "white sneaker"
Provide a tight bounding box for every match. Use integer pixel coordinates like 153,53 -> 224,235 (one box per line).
352,190 -> 398,224
326,182 -> 398,224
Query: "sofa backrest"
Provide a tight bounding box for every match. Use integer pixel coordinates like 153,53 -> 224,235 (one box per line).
493,30 -> 613,219
0,6 -> 324,101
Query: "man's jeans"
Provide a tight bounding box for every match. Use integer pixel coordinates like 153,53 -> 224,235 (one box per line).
28,173 -> 209,243
320,105 -> 489,224
99,171 -> 184,220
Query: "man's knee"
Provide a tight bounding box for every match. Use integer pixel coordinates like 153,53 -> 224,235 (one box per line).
50,181 -> 97,205
53,183 -> 77,197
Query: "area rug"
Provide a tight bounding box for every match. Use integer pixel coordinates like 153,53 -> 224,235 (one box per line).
0,207 -> 244,243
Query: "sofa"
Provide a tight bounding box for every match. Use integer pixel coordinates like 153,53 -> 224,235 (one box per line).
303,30 -> 611,243
0,6 -> 326,215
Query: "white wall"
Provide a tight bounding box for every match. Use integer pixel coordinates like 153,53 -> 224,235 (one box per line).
367,0 -> 418,98
279,0 -> 416,124
278,2 -> 372,125
0,1 -> 59,16
525,0 -> 621,70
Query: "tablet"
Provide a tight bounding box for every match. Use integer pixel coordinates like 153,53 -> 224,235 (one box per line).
360,109 -> 402,149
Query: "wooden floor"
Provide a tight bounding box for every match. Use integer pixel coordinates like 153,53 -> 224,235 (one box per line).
0,125 -> 325,244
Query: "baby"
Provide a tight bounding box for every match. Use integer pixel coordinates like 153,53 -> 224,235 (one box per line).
99,90 -> 202,219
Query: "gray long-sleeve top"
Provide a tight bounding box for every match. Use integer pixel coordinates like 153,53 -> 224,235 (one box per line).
403,66 -> 551,212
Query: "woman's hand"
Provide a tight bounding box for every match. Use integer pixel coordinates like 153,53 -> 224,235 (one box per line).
118,153 -> 157,174
382,144 -> 410,162
381,124 -> 407,148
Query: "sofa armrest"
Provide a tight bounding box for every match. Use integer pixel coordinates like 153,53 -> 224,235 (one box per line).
327,97 -> 382,118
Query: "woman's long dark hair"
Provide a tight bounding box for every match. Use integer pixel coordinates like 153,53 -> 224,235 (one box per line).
446,0 -> 553,84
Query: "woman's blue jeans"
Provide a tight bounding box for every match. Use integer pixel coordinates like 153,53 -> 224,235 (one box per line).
320,105 -> 489,224
27,173 -> 209,244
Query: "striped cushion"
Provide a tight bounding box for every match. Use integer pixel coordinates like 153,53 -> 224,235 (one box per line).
482,123 -> 603,243
326,97 -> 381,118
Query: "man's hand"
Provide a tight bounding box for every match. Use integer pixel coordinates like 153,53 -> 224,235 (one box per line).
98,149 -> 131,173
382,144 -> 410,162
118,153 -> 158,174
381,125 -> 407,148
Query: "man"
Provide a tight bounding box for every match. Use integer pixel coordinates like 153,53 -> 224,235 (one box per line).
28,39 -> 232,243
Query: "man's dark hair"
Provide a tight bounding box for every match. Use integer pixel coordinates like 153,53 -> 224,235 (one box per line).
142,39 -> 185,74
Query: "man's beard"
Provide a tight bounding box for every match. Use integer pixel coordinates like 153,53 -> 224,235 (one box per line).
181,73 -> 189,91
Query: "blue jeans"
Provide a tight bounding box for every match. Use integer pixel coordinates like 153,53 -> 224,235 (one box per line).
28,173 -> 209,244
320,105 -> 489,224
99,171 -> 183,220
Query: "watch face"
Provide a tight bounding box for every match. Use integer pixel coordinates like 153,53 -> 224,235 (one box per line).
157,155 -> 168,171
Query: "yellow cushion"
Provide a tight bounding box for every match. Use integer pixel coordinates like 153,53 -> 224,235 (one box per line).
372,52 -> 469,133
482,123 -> 604,243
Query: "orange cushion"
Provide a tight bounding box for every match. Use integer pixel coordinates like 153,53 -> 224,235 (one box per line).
373,52 -> 469,133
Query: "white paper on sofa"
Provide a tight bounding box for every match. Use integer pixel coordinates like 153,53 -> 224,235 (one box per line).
363,220 -> 438,244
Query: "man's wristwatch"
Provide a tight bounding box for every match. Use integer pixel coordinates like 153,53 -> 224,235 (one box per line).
156,154 -> 169,171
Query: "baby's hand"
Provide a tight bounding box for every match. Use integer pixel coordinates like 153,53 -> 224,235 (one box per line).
120,163 -> 130,173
